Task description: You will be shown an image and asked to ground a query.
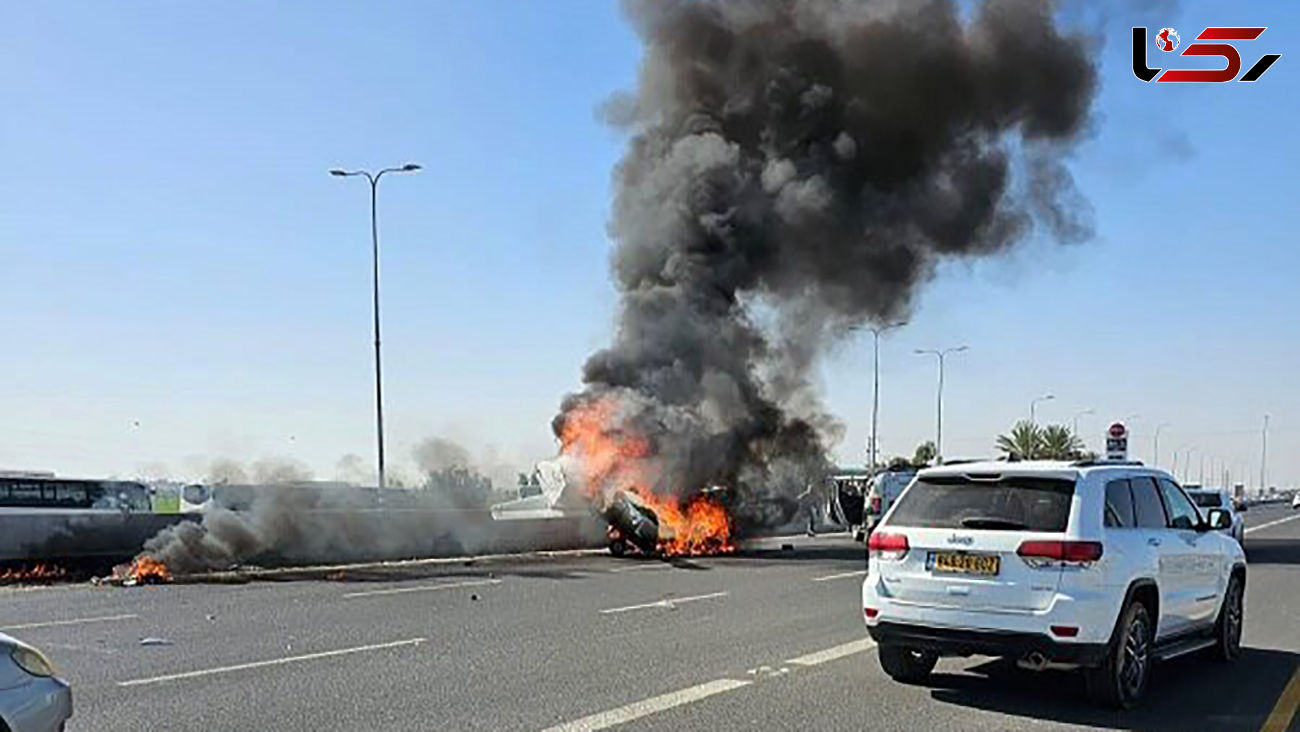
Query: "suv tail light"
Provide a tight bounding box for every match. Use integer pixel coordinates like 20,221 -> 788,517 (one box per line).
868,531 -> 909,561
1017,540 -> 1103,568
869,495 -> 882,515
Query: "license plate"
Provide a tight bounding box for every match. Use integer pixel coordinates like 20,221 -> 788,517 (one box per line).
930,552 -> 1000,576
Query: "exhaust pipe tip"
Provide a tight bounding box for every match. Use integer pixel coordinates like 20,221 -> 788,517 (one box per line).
1017,651 -> 1049,671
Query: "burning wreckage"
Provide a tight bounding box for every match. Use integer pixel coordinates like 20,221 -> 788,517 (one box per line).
42,0 -> 1101,580
602,486 -> 735,558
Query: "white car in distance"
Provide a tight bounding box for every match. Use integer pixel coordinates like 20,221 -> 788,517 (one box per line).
863,459 -> 1245,708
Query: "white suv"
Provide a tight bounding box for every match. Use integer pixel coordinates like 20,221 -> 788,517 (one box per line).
862,460 -> 1246,708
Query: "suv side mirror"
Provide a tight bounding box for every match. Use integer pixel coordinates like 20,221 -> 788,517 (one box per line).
1205,508 -> 1232,531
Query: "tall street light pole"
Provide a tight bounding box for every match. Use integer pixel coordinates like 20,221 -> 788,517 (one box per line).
1071,408 -> 1094,438
330,163 -> 422,489
1030,394 -> 1055,425
1261,414 -> 1270,492
915,346 -> 968,465
1153,423 -> 1170,469
1071,408 -> 1094,455
1183,447 -> 1197,483
858,322 -> 907,475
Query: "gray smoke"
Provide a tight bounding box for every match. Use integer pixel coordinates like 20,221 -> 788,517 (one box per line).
555,0 -> 1097,528
138,444 -> 531,574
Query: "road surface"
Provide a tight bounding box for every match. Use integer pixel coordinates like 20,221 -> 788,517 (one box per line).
4,504 -> 1300,732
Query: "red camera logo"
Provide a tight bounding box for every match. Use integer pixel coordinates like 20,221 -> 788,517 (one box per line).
1133,26 -> 1281,82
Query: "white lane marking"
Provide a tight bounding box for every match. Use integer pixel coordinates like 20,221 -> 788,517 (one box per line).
810,570 -> 868,582
786,638 -> 876,667
607,564 -> 670,574
117,637 -> 426,687
600,591 -> 728,615
1245,513 -> 1300,535
538,678 -> 751,732
0,613 -> 140,631
342,579 -> 501,599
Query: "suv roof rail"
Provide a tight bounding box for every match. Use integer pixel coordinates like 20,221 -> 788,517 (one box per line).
1070,459 -> 1146,468
935,459 -> 984,467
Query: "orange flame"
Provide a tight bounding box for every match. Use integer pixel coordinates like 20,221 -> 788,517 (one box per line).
560,396 -> 734,556
0,562 -> 67,584
121,556 -> 173,585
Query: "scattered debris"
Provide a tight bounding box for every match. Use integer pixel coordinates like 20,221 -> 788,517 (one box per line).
325,571 -> 347,581
781,543 -> 794,552
139,637 -> 173,647
470,594 -> 480,601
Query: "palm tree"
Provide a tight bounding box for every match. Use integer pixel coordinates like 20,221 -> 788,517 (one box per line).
1040,424 -> 1085,460
996,421 -> 1043,459
911,441 -> 937,467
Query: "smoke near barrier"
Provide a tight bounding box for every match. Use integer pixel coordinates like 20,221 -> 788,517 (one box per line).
138,446 -> 583,575
555,0 -> 1098,531
136,0 -> 1098,573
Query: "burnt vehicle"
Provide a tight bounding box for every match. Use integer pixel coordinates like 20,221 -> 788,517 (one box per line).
602,484 -> 735,557
603,491 -> 661,556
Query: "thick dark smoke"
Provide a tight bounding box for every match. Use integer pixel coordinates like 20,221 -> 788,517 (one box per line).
555,0 -> 1097,527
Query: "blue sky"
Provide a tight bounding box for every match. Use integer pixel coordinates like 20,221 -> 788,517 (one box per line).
1,1 -> 1296,490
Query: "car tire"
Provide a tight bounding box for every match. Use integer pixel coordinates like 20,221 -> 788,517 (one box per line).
608,540 -> 626,557
1212,573 -> 1245,662
1085,600 -> 1152,709
878,644 -> 938,684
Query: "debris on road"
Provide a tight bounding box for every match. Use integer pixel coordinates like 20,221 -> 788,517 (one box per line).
139,637 -> 173,647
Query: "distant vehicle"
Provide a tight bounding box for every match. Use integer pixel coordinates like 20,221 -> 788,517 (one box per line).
0,631 -> 72,732
864,460 -> 1245,708
828,470 -> 870,538
1185,488 -> 1245,544
1292,493 -> 1300,510
863,467 -> 917,537
0,474 -> 188,561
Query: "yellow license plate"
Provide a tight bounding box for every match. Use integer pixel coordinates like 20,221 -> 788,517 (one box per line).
932,552 -> 1000,576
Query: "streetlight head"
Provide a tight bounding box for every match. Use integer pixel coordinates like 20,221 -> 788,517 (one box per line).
954,345 -> 969,353
1044,394 -> 1056,401
329,169 -> 349,177
401,163 -> 422,172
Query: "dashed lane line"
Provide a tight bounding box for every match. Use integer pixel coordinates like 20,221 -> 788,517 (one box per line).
538,679 -> 752,732
786,638 -> 876,666
0,613 -> 140,631
341,579 -> 501,599
810,570 -> 868,582
1245,513 -> 1300,535
117,637 -> 427,687
537,637 -> 875,732
600,591 -> 728,615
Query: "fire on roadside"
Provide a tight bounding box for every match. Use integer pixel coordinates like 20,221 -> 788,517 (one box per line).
560,396 -> 735,557
109,556 -> 174,586
0,562 -> 68,584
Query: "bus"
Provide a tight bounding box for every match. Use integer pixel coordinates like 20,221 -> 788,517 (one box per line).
0,473 -> 193,561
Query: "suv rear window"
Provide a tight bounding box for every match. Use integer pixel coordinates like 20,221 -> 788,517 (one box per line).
886,474 -> 1076,532
1189,492 -> 1223,508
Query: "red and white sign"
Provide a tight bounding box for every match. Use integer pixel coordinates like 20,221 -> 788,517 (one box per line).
1106,423 -> 1129,460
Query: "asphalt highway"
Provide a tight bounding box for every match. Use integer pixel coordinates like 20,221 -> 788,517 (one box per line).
4,504 -> 1300,732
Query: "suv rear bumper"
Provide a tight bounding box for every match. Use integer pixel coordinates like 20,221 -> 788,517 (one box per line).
867,621 -> 1108,667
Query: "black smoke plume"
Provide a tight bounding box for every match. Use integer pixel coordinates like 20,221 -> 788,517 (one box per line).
554,0 -> 1097,528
